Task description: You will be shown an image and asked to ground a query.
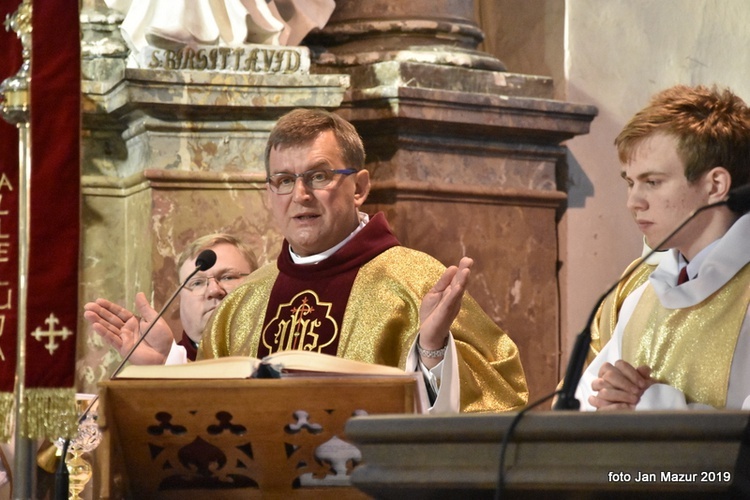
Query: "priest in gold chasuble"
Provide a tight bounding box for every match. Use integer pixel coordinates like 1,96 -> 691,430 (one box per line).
202,212 -> 528,413
200,108 -> 528,413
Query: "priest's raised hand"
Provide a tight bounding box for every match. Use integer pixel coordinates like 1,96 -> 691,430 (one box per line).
418,257 -> 473,369
84,292 -> 173,365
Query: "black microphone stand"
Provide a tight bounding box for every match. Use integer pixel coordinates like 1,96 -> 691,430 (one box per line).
493,193 -> 745,499
53,439 -> 70,500
53,250 -> 217,499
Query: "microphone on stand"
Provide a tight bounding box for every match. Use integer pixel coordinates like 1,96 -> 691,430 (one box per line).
726,183 -> 750,214
54,249 -> 218,500
553,184 -> 750,410
109,248 -> 217,380
493,185 -> 750,498
75,248 -> 217,418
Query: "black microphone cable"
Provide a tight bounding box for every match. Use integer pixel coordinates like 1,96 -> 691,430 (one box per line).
494,389 -> 560,500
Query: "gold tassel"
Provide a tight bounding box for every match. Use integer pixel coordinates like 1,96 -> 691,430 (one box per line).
0,392 -> 13,442
23,387 -> 77,440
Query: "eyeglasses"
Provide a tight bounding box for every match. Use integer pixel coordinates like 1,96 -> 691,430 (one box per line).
184,273 -> 250,294
266,168 -> 357,195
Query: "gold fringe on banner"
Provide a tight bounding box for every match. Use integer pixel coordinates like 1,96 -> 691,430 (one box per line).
22,387 -> 77,440
0,392 -> 13,442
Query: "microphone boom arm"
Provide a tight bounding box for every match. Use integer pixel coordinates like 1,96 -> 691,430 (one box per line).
78,249 -> 217,423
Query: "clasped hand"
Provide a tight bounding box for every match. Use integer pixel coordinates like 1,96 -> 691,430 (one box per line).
588,359 -> 655,410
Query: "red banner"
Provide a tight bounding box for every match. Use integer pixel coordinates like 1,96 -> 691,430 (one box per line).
28,0 -> 81,390
0,0 -> 23,437
0,0 -> 80,440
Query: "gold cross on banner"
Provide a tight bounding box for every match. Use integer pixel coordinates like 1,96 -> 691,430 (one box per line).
32,313 -> 72,355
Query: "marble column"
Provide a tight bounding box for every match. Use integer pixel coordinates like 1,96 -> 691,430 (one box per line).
308,0 -> 597,403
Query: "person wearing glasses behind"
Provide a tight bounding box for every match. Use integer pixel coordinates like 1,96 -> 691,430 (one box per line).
85,109 -> 528,413
84,233 -> 258,362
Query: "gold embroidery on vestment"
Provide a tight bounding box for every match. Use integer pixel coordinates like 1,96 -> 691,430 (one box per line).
622,264 -> 750,407
262,290 -> 337,353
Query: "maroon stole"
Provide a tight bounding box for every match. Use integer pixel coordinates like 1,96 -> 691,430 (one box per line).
258,213 -> 400,358
177,331 -> 198,361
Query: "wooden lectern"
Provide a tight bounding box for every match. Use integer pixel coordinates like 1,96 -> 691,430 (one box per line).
345,411 -> 750,499
96,376 -> 419,499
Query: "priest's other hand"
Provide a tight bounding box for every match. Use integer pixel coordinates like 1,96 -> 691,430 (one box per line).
83,292 -> 173,365
418,256 -> 473,368
588,360 -> 654,410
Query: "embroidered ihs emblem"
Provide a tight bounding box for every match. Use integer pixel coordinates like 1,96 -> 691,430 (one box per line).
262,290 -> 338,354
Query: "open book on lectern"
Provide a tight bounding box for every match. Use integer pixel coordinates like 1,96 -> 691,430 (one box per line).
116,350 -> 408,379
116,350 -> 430,413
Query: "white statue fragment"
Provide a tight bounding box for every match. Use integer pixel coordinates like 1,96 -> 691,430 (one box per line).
106,0 -> 335,65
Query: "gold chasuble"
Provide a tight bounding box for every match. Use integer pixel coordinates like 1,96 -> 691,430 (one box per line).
622,263 -> 750,408
590,257 -> 656,363
201,213 -> 528,412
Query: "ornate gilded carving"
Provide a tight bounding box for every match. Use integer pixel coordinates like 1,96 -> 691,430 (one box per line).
0,0 -> 32,124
